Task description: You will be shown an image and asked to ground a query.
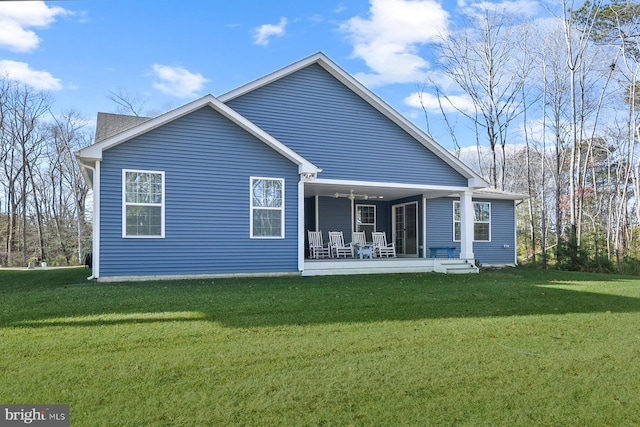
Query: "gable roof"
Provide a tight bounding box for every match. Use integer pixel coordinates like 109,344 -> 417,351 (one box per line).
219,52 -> 489,189
76,94 -> 320,179
95,113 -> 153,143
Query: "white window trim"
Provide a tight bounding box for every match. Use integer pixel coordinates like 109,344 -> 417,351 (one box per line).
355,204 -> 376,235
453,200 -> 491,242
122,169 -> 165,238
250,177 -> 285,239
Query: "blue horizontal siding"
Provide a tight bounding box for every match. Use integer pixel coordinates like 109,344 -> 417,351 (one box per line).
314,198 -> 392,243
426,197 -> 515,264
317,197 -> 351,244
226,64 -> 467,187
99,106 -> 300,277
311,198 -> 398,246
477,199 -> 516,264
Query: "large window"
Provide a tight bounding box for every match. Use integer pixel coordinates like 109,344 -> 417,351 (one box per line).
453,201 -> 490,242
123,170 -> 164,238
251,177 -> 284,238
356,205 -> 376,241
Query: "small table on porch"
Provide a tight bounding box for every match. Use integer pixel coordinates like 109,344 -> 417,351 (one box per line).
355,243 -> 375,259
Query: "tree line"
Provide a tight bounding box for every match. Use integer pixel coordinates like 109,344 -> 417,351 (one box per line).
2,0 -> 640,273
426,0 -> 640,273
0,79 -> 91,267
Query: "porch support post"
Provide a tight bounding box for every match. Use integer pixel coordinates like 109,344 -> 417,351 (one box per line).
314,195 -> 319,231
459,190 -> 475,261
298,180 -> 305,272
91,161 -> 100,279
422,196 -> 427,258
350,197 -> 355,237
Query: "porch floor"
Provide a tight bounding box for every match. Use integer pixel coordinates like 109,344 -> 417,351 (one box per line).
302,257 -> 478,276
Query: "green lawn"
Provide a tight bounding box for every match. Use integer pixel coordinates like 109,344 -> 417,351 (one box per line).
1,267 -> 639,426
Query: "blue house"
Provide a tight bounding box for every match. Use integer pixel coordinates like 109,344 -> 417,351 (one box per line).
76,53 -> 521,281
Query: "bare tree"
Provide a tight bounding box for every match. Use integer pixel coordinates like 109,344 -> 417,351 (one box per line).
573,0 -> 640,265
436,5 -> 527,189
559,0 -> 609,263
1,81 -> 51,264
48,110 -> 91,264
107,88 -> 148,117
107,87 -> 173,117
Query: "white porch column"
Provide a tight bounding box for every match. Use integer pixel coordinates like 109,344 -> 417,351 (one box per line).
298,180 -> 305,272
422,196 -> 427,258
84,160 -> 100,279
459,190 -> 475,261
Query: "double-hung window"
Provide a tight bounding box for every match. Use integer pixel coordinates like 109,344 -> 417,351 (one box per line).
356,205 -> 376,241
123,169 -> 165,238
453,201 -> 490,242
250,177 -> 284,238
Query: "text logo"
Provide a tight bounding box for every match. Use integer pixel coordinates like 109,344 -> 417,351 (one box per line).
1,405 -> 68,427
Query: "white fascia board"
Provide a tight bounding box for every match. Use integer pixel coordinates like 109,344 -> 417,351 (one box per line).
219,52 -> 488,186
468,176 -> 490,189
75,94 -> 319,176
219,53 -> 327,102
214,100 -> 319,174
312,178 -> 470,194
76,144 -> 103,161
74,154 -> 96,188
473,188 -> 528,201
75,96 -> 219,161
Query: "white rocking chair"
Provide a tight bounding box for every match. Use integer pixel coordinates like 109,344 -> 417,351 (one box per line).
308,230 -> 330,259
351,231 -> 366,246
351,231 -> 374,259
329,231 -> 353,258
372,232 -> 396,257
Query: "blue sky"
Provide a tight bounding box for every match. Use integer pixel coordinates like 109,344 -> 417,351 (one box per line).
0,0 -> 543,150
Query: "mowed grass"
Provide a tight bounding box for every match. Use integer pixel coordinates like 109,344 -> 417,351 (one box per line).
1,268 -> 640,426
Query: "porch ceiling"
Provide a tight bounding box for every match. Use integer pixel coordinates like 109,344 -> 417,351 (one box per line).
303,181 -> 462,201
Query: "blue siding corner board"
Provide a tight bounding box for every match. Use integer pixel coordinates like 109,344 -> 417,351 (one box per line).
99,106 -> 299,277
226,64 -> 467,187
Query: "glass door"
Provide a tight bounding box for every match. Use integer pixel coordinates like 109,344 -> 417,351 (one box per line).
393,202 -> 418,257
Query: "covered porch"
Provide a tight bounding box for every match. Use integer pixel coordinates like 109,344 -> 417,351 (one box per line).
300,178 -> 480,275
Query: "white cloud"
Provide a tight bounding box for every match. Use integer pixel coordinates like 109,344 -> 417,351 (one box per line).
253,17 -> 287,46
0,1 -> 70,52
0,60 -> 62,90
404,91 -> 476,114
151,64 -> 209,98
342,0 -> 449,86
